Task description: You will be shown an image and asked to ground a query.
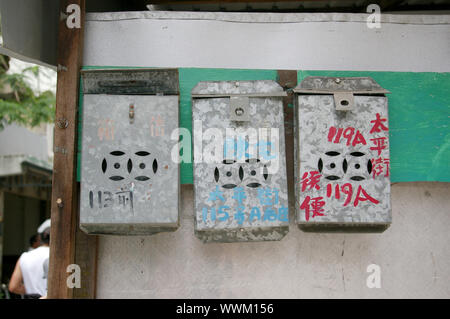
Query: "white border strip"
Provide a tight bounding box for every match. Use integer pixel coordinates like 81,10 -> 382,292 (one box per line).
84,11 -> 450,72
86,11 -> 450,25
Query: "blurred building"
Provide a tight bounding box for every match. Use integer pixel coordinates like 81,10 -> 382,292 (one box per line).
0,55 -> 55,287
0,122 -> 53,287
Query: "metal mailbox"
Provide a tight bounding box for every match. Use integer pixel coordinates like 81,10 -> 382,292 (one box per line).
192,80 -> 289,242
294,76 -> 391,232
79,69 -> 180,235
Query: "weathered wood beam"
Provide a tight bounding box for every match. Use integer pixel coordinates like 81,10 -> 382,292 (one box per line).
48,0 -> 86,299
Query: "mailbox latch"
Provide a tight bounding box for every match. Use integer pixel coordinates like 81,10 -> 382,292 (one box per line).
229,96 -> 250,122
129,104 -> 135,124
334,92 -> 354,111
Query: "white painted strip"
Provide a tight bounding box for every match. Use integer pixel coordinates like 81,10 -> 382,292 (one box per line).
84,12 -> 450,72
86,11 -> 450,25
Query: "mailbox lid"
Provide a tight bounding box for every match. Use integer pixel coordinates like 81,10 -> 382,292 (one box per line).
293,76 -> 390,95
81,68 -> 179,95
192,80 -> 289,243
294,77 -> 391,232
79,69 -> 179,235
192,80 -> 287,97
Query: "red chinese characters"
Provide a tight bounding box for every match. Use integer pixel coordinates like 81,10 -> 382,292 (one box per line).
369,113 -> 389,134
300,196 -> 325,221
368,113 -> 390,178
301,171 -> 321,192
369,137 -> 387,156
371,157 -> 390,178
300,113 -> 388,221
299,171 -> 380,221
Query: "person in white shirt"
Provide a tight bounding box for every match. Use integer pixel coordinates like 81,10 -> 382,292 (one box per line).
9,219 -> 50,299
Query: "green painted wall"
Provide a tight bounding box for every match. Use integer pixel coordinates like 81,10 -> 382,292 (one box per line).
299,71 -> 450,183
77,67 -> 450,184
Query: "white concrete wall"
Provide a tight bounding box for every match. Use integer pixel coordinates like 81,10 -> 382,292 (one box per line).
84,11 -> 450,72
96,182 -> 449,298
0,124 -> 48,160
83,12 -> 450,298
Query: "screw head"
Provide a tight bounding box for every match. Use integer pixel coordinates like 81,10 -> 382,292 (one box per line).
235,107 -> 244,116
56,118 -> 69,129
56,198 -> 63,208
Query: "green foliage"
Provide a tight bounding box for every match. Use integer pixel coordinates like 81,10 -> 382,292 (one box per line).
0,56 -> 56,130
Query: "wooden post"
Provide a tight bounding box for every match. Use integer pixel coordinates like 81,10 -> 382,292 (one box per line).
48,0 -> 88,299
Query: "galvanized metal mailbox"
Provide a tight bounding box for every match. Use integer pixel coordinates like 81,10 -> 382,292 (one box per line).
79,69 -> 180,235
294,76 -> 391,232
192,80 -> 289,242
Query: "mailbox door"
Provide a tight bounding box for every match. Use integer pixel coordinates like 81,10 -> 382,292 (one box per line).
192,80 -> 289,243
294,77 -> 391,232
79,70 -> 179,235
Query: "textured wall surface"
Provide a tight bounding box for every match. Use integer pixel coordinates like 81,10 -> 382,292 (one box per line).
83,12 -> 450,72
96,182 -> 450,298
85,12 -> 450,298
